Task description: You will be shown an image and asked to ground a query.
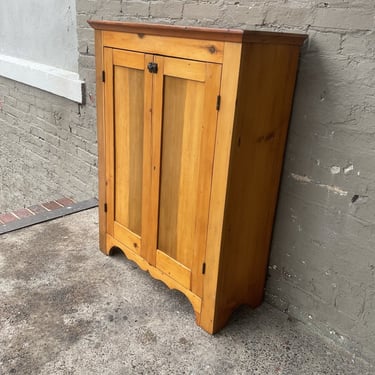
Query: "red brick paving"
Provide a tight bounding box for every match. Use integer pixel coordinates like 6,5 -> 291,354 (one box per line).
55,197 -> 75,207
28,205 -> 48,215
42,201 -> 63,211
13,208 -> 34,219
0,197 -> 76,227
0,213 -> 18,224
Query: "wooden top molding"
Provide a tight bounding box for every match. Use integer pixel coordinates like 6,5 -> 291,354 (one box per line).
88,20 -> 307,46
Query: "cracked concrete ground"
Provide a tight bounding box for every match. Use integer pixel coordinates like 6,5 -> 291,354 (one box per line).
0,208 -> 373,374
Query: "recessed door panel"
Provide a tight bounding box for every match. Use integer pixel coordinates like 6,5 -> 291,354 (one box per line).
158,76 -> 205,268
104,48 -> 149,253
114,65 -> 144,235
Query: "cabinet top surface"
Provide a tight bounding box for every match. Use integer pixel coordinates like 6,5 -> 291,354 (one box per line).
88,20 -> 307,45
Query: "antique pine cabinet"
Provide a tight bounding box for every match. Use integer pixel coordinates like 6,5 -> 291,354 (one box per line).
89,20 -> 306,334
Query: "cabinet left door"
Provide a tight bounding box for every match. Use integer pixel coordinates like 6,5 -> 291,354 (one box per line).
103,47 -> 151,255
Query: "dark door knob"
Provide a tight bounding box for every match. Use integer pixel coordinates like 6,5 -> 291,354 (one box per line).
147,62 -> 158,74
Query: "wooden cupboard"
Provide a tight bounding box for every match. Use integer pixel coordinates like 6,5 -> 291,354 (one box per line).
89,20 -> 306,334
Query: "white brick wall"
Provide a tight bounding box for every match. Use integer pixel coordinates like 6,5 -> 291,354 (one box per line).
0,77 -> 97,211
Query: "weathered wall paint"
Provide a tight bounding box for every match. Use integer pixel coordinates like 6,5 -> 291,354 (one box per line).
0,1 -> 83,102
0,0 -> 374,364
0,0 -> 79,72
0,1 -> 91,210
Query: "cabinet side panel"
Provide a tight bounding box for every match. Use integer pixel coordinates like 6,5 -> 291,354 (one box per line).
94,30 -> 107,253
215,42 -> 301,329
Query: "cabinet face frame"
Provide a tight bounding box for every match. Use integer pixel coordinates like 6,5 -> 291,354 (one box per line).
91,21 -> 306,334
100,38 -> 228,309
95,31 -> 240,331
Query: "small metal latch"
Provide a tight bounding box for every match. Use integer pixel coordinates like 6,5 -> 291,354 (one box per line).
202,262 -> 206,275
216,95 -> 221,111
147,62 -> 158,74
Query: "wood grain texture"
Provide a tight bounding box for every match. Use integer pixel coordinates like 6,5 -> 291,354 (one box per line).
103,48 -> 115,238
199,42 -> 243,333
190,62 -> 222,298
158,76 -> 205,268
88,20 -> 306,46
163,58 -> 207,82
106,234 -> 202,315
212,42 -> 302,332
103,31 -> 224,64
143,55 -> 164,267
243,30 -> 306,45
156,58 -> 221,298
104,49 -> 146,252
157,76 -> 186,263
113,222 -> 141,255
141,54 -> 157,265
114,65 -> 131,229
89,20 -> 244,42
113,65 -> 144,235
94,30 -> 107,253
156,250 -> 191,290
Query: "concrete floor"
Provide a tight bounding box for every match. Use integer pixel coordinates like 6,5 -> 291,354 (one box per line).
0,208 -> 374,374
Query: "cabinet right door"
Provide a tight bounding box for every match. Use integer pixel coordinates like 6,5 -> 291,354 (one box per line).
145,56 -> 222,297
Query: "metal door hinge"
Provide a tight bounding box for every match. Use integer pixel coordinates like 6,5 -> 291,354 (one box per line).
216,95 -> 221,111
104,203 -> 108,213
102,70 -> 105,82
202,262 -> 206,275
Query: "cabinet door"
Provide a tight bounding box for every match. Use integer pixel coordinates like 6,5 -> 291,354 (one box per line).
104,48 -> 151,254
145,56 -> 222,296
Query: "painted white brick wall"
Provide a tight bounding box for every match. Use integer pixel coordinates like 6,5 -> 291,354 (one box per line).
0,77 -> 97,211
